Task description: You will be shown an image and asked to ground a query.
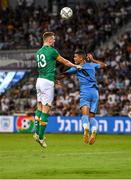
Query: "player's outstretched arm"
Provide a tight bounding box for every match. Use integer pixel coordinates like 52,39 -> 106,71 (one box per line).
87,53 -> 108,68
57,66 -> 77,80
56,55 -> 82,69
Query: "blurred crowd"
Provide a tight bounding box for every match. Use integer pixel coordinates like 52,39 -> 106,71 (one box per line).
95,31 -> 131,116
0,0 -> 131,52
0,0 -> 131,116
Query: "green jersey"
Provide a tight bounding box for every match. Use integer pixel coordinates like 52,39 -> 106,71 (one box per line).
35,45 -> 59,82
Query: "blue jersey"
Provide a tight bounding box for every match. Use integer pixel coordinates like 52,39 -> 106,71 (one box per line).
66,63 -> 100,89
66,62 -> 100,113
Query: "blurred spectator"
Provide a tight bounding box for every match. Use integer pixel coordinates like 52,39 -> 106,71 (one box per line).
1,95 -> 9,114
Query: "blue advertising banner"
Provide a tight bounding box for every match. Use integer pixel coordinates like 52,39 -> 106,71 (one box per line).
0,116 -> 131,134
46,116 -> 131,134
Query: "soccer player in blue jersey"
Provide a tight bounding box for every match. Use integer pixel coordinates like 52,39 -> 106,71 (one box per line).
58,50 -> 107,144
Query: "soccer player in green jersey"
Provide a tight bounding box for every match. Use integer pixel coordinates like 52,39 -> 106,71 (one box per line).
33,32 -> 81,148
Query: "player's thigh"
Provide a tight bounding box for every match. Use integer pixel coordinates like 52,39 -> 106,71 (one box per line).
36,78 -> 42,103
90,89 -> 99,113
80,93 -> 91,114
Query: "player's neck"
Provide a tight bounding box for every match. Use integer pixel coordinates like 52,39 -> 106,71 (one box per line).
43,43 -> 50,46
79,60 -> 86,65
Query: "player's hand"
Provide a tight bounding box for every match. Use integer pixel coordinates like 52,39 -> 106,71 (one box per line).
87,53 -> 94,61
75,65 -> 82,70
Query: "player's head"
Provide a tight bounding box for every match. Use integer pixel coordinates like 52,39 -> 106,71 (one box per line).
43,32 -> 55,46
74,49 -> 86,64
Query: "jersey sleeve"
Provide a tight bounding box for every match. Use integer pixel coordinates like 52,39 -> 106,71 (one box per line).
92,63 -> 101,71
52,48 -> 59,59
66,67 -> 77,74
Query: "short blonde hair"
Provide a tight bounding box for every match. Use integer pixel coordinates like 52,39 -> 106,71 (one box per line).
43,32 -> 55,41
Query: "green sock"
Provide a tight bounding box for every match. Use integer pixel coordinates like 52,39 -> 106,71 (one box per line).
35,110 -> 41,135
39,112 -> 49,140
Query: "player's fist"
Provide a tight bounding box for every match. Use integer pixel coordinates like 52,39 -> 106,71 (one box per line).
75,65 -> 82,70
87,53 -> 94,60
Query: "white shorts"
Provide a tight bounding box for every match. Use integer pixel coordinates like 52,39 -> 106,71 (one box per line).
36,78 -> 54,106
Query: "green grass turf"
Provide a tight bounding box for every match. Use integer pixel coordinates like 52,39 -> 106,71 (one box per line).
0,134 -> 131,179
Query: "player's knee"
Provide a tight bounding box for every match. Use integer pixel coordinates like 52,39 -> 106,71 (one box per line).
37,102 -> 42,110
40,121 -> 48,126
81,105 -> 90,115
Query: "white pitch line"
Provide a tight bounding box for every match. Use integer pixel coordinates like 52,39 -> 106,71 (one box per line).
0,150 -> 129,158
54,151 -> 130,157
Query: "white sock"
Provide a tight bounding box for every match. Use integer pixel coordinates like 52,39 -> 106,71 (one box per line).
83,123 -> 89,130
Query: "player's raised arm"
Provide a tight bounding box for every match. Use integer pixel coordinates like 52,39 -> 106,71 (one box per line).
87,53 -> 107,68
56,55 -> 82,69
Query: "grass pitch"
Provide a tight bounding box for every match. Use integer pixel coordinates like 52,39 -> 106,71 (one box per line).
0,134 -> 131,179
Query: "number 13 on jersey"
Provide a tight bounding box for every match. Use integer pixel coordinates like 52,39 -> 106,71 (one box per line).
37,54 -> 47,68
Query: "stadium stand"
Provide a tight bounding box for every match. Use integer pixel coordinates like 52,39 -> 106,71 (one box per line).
0,0 -> 131,52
